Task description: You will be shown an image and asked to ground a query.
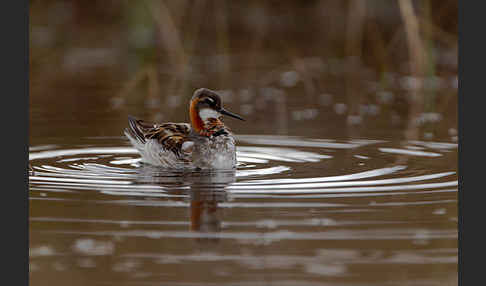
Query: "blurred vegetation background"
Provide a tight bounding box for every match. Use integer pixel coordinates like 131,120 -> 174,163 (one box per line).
29,0 -> 457,144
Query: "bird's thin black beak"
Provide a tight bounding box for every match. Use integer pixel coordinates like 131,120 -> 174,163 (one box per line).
219,108 -> 245,121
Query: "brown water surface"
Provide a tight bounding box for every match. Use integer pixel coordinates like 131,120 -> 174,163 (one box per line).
29,105 -> 458,286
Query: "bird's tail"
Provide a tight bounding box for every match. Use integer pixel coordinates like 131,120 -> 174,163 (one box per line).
124,115 -> 147,151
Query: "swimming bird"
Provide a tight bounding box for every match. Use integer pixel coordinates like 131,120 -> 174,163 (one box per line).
124,88 -> 245,169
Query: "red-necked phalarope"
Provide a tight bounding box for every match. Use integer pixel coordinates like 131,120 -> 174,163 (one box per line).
124,88 -> 245,169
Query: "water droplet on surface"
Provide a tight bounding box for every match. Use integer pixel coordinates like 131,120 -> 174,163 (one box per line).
292,109 -> 318,121
376,91 -> 394,104
451,76 -> 458,89
424,132 -> 434,140
334,103 -> 347,115
367,104 -> 380,116
354,155 -> 369,160
72,239 -> 114,256
304,263 -> 347,276
112,260 -> 140,272
400,76 -> 422,91
433,208 -> 447,215
110,97 -> 125,109
347,115 -> 362,125
416,113 -> 443,125
280,71 -> 300,87
30,245 -> 54,257
412,229 -> 431,245
256,219 -> 277,229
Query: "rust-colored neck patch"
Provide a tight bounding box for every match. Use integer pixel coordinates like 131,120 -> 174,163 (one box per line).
190,99 -> 204,134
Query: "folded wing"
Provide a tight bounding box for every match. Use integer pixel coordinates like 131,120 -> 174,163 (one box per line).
125,115 -> 191,158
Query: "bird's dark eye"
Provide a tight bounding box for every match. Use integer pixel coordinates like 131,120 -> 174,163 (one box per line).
204,98 -> 215,105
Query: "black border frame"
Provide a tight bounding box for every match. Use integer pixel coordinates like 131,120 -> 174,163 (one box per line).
3,0 -> 29,285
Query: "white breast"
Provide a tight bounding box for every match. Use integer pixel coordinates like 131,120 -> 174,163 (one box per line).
199,108 -> 220,121
191,135 -> 237,170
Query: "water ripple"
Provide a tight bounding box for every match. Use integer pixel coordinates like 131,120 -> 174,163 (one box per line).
29,137 -> 458,200
29,135 -> 457,278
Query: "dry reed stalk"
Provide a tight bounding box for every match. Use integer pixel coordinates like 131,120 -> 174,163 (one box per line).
345,0 -> 367,123
147,0 -> 207,121
168,0 -> 207,110
345,0 -> 367,60
214,0 -> 231,85
399,0 -> 426,77
115,66 -> 150,101
398,0 -> 426,141
149,0 -> 187,76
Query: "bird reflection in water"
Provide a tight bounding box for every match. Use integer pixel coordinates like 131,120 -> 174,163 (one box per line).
134,165 -> 235,241
189,187 -> 227,233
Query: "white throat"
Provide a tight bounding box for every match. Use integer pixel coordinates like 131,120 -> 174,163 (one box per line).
199,108 -> 220,122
